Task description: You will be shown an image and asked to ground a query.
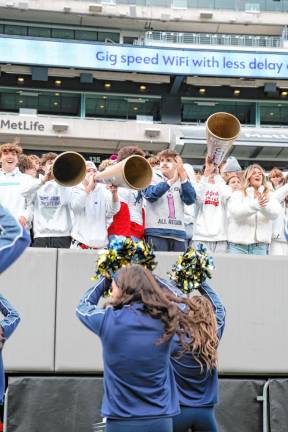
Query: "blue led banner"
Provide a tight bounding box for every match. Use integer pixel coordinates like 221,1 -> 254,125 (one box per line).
1,36 -> 288,79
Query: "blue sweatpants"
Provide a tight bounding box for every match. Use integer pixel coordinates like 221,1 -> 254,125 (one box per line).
106,417 -> 173,432
173,406 -> 217,432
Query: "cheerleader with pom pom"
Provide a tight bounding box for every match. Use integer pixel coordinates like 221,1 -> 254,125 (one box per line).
169,245 -> 226,432
77,261 -> 203,432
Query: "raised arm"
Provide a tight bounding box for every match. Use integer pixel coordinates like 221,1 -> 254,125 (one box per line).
198,282 -> 226,339
0,205 -> 30,274
180,180 -> 196,205
105,186 -> 121,218
143,181 -> 171,202
76,276 -> 111,336
259,196 -> 281,221
154,275 -> 187,311
228,191 -> 259,221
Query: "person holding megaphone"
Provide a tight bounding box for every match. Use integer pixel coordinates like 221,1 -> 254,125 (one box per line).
71,161 -> 120,250
22,152 -> 73,248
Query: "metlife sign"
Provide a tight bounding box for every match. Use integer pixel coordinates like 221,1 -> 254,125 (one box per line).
1,35 -> 288,79
0,119 -> 45,132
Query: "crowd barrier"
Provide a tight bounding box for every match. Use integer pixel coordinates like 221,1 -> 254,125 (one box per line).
0,249 -> 287,374
6,377 -> 288,432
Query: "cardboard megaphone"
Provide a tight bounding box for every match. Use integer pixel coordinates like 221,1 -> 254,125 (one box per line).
206,112 -> 241,165
53,151 -> 87,187
96,155 -> 153,190
53,152 -> 153,190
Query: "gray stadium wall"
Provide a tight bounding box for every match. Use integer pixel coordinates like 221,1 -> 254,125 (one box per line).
0,249 -> 287,374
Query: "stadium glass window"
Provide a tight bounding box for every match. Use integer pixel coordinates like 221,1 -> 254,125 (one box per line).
51,28 -> 75,40
75,30 -> 98,41
0,88 -> 80,116
4,25 -> 27,36
28,27 -> 52,38
259,103 -> 288,126
146,0 -> 171,5
85,95 -> 160,120
0,24 -> 4,34
190,0 -> 214,8
97,32 -> 120,43
123,36 -> 139,45
86,95 -> 128,119
0,91 -> 19,112
37,93 -> 80,116
182,100 -> 256,125
214,0 -> 236,9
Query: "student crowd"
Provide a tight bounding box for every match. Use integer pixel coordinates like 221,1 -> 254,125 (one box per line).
0,141 -> 287,256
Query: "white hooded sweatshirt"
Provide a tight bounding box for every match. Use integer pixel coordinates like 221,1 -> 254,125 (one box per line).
71,183 -> 120,248
0,168 -> 34,221
22,177 -> 72,238
193,175 -> 232,242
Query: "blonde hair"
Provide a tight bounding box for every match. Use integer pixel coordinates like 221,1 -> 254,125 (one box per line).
242,164 -> 269,196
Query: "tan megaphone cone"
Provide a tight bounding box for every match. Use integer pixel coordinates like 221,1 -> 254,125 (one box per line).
96,155 -> 152,190
206,112 -> 241,165
53,151 -> 87,187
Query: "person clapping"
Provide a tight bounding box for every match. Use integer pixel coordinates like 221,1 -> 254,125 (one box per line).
227,164 -> 281,255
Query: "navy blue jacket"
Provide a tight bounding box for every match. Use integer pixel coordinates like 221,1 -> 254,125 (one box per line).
76,276 -> 180,419
144,180 -> 196,206
0,205 -> 30,274
0,294 -> 20,403
171,282 -> 226,407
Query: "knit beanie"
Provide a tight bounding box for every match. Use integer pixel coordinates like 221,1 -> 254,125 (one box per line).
223,157 -> 242,173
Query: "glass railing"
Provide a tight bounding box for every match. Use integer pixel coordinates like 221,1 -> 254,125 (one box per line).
1,0 -> 286,12
79,0 -> 288,12
143,31 -> 282,49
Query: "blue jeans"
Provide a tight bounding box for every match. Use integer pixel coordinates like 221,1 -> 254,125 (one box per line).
227,242 -> 269,255
173,406 -> 217,432
106,417 -> 173,432
145,235 -> 186,252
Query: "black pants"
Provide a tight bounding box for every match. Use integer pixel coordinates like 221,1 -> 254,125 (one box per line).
146,235 -> 186,252
33,236 -> 71,248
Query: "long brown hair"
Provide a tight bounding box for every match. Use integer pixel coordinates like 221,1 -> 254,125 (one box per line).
109,264 -> 191,344
109,265 -> 218,370
184,295 -> 219,371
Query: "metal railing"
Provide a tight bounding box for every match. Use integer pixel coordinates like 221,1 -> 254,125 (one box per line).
142,31 -> 282,48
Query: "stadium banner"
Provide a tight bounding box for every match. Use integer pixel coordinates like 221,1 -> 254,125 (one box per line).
1,35 -> 288,79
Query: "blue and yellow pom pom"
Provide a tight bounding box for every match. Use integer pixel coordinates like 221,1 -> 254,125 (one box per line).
169,244 -> 215,294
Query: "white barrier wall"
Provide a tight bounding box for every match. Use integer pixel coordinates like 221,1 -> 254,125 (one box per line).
1,249 -> 288,374
55,249 -> 104,372
213,254 -> 288,374
1,249 -> 57,372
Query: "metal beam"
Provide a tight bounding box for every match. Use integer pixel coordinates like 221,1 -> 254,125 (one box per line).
169,76 -> 184,95
250,146 -> 264,159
